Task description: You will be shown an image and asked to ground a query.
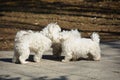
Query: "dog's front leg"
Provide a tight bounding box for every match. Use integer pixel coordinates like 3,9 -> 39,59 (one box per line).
34,51 -> 44,63
62,53 -> 72,62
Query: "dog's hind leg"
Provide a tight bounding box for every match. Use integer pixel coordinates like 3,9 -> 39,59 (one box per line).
12,50 -> 19,63
91,51 -> 101,61
19,48 -> 30,64
93,53 -> 101,61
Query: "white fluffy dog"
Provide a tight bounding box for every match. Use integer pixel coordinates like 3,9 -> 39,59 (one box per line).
52,29 -> 81,58
60,32 -> 101,62
13,23 -> 61,64
13,30 -> 52,64
40,22 -> 62,57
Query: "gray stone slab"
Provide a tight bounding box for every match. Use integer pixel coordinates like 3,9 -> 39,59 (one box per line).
0,41 -> 120,80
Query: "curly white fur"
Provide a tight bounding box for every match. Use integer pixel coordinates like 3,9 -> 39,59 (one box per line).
13,31 -> 52,64
40,22 -> 61,43
13,23 -> 62,64
60,32 -> 101,62
51,29 -> 81,58
40,22 -> 62,57
60,29 -> 81,41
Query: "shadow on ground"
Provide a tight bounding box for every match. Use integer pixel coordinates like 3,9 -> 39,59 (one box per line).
0,75 -> 68,80
32,76 -> 68,80
29,55 -> 64,62
0,75 -> 20,80
0,58 -> 12,63
0,54 -> 64,63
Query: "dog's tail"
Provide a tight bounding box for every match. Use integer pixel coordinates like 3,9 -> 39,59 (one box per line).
91,32 -> 100,43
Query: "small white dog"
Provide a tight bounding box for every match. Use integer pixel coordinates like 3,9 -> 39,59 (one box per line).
51,29 -> 81,58
60,32 -> 101,62
40,22 -> 62,57
13,22 -> 61,64
13,30 -> 52,64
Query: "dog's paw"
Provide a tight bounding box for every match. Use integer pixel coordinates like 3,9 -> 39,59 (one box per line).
21,61 -> 29,64
62,59 -> 69,62
35,60 -> 41,63
93,57 -> 101,61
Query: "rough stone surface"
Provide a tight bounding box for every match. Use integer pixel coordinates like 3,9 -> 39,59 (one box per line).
0,41 -> 120,80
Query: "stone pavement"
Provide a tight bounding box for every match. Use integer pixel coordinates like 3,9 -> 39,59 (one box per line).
0,41 -> 120,80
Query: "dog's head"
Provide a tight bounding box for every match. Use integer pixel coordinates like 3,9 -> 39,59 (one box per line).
59,29 -> 81,42
41,22 -> 61,43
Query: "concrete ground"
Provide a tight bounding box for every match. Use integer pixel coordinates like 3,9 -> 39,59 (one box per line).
0,41 -> 120,80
